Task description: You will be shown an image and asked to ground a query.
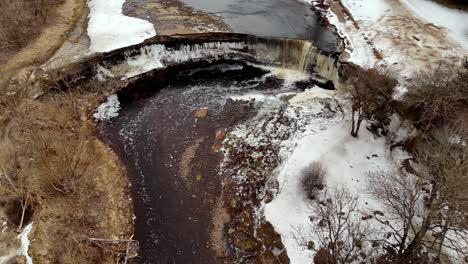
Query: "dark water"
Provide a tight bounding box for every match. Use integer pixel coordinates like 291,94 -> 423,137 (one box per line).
123,0 -> 338,51
430,0 -> 468,11
179,0 -> 337,49
99,61 -> 301,263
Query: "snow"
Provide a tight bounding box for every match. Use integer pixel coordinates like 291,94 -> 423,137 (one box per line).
18,223 -> 33,264
87,0 -> 156,53
264,113 -> 398,263
123,42 -> 248,78
96,64 -> 115,82
312,0 -> 467,77
342,0 -> 390,21
93,94 -> 121,121
405,0 -> 468,50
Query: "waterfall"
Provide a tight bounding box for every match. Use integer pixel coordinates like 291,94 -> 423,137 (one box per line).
298,41 -> 314,73
87,34 -> 343,89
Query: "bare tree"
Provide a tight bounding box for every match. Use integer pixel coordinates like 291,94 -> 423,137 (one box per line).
344,66 -> 396,137
367,170 -> 428,261
0,156 -> 34,231
295,188 -> 376,263
368,155 -> 468,263
411,123 -> 468,261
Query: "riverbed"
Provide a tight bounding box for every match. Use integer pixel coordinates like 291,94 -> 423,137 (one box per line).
98,61 -> 315,263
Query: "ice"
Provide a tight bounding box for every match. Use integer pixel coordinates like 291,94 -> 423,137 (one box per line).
18,223 -> 33,264
93,94 -> 121,121
87,0 -> 156,53
124,42 -> 248,78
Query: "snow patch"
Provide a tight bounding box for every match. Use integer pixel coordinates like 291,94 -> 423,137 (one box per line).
96,64 -> 115,82
18,223 -> 33,264
93,94 -> 121,121
87,0 -> 156,53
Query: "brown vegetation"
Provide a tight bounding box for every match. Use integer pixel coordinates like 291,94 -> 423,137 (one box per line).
344,66 -> 397,137
0,0 -> 64,62
0,89 -> 134,263
401,65 -> 468,132
368,123 -> 468,263
301,161 -> 326,200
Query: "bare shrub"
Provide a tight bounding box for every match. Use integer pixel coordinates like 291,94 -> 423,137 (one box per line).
301,161 -> 326,200
294,188 -> 376,263
344,65 -> 397,137
0,157 -> 35,231
412,124 -> 468,261
401,65 -> 468,132
0,0 -> 64,60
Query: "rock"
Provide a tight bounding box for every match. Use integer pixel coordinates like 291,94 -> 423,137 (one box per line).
194,108 -> 208,119
228,198 -> 238,209
278,251 -> 290,264
211,143 -> 222,152
9,78 -> 18,85
234,237 -> 260,251
307,240 -> 315,250
196,174 -> 203,181
314,248 -> 335,264
264,190 -> 274,204
373,210 -> 384,216
257,222 -> 283,249
14,256 -> 26,264
215,130 -> 226,141
253,250 -> 280,264
228,228 -> 236,235
361,214 -> 373,220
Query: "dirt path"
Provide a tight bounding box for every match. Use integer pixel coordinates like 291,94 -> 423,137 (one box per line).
0,0 -> 86,91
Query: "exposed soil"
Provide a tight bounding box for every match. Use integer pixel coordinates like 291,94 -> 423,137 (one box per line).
123,0 -> 230,35
328,0 -> 467,77
0,0 -> 86,91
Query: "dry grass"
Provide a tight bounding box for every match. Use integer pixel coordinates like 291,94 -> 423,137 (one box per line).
0,0 -> 64,62
0,90 -> 134,263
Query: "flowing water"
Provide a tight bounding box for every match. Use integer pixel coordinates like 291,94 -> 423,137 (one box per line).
99,61 -> 317,263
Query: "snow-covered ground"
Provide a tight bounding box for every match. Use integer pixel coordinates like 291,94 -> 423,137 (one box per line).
405,0 -> 468,50
312,0 -> 467,78
258,1 -> 468,263
264,114 -> 399,262
87,0 -> 156,53
221,84 -> 410,263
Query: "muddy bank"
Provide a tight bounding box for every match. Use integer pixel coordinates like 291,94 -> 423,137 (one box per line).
98,61 -> 302,263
